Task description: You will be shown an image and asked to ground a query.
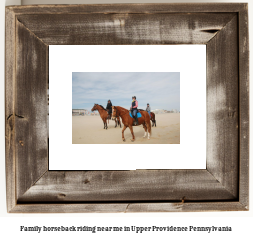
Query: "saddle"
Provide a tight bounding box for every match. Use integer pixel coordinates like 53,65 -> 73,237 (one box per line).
130,110 -> 142,126
129,111 -> 142,118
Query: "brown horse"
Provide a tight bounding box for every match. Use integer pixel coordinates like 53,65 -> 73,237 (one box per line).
112,106 -> 151,141
150,112 -> 156,127
139,109 -> 156,127
91,104 -> 121,129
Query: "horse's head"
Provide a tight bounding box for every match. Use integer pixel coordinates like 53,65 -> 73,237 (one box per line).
111,106 -> 117,120
91,103 -> 98,112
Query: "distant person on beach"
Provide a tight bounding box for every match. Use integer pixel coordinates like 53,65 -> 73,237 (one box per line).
106,99 -> 112,116
130,96 -> 138,125
146,103 -> 151,117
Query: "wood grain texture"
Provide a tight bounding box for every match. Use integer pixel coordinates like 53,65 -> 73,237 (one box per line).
5,3 -> 249,213
125,202 -> 247,213
18,170 -> 236,202
5,7 -> 17,212
7,3 -> 246,15
10,202 -> 247,213
206,16 -> 239,198
16,13 -> 235,45
238,4 -> 249,209
15,20 -> 48,200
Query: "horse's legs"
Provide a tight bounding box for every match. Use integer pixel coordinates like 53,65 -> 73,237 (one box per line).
122,125 -> 127,141
104,119 -> 108,129
129,125 -> 135,142
118,117 -> 122,128
115,118 -> 117,128
143,124 -> 147,137
147,120 -> 151,139
153,115 -> 156,127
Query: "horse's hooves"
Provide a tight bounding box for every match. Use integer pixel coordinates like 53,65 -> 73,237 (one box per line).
131,139 -> 135,142
122,139 -> 125,142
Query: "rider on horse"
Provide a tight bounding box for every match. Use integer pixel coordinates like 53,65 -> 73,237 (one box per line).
146,103 -> 151,118
130,96 -> 138,125
106,99 -> 112,118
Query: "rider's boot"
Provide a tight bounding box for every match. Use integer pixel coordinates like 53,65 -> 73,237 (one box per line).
134,115 -> 138,125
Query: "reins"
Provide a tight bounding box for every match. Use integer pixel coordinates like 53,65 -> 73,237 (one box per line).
119,111 -> 130,116
94,106 -> 107,113
94,106 -> 116,120
114,107 -> 132,117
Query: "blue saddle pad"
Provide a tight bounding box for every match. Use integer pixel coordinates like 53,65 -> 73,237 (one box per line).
129,112 -> 142,118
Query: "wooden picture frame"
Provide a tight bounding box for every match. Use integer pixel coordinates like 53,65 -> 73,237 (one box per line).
5,3 -> 249,213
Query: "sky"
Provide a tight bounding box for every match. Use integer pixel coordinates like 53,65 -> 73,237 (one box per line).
72,72 -> 180,111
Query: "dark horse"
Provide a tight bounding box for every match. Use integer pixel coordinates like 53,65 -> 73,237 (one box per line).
139,109 -> 156,127
91,104 -> 121,129
112,106 -> 151,141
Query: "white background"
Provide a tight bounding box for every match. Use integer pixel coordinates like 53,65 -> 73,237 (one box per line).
49,45 -> 206,170
0,0 -> 252,237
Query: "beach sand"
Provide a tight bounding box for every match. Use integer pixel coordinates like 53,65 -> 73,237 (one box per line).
72,113 -> 180,144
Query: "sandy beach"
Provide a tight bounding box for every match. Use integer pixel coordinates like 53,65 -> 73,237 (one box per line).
72,113 -> 180,144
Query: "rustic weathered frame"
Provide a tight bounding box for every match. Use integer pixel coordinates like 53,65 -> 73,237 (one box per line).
5,4 -> 249,213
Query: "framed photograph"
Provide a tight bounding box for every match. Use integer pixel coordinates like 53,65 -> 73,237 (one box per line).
5,3 -> 249,213
49,45 -> 206,171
